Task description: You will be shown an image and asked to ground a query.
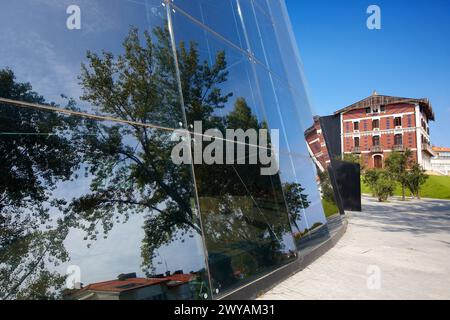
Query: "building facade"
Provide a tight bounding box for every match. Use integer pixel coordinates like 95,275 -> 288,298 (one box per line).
431,147 -> 450,175
1,0 -> 344,300
304,116 -> 330,171
337,93 -> 435,169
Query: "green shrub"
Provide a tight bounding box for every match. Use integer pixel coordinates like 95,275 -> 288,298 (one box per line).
363,169 -> 395,202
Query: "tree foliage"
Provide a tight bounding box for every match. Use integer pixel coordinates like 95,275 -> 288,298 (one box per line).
0,68 -> 80,299
406,164 -> 428,199
363,169 -> 395,202
385,149 -> 413,200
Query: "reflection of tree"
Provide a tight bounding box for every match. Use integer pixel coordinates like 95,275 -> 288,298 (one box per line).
282,183 -> 310,234
74,20 -> 294,287
195,97 -> 294,289
70,26 -> 232,275
318,169 -> 336,205
1,23 -> 297,298
0,69 -> 80,299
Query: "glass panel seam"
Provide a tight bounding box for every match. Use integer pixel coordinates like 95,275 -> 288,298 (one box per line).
169,1 -> 299,93
165,0 -> 214,299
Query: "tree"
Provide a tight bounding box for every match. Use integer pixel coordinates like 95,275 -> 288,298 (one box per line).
226,97 -> 258,130
317,169 -> 336,204
282,183 -> 310,234
385,149 -> 413,200
0,68 -> 81,299
406,164 -> 428,199
363,169 -> 395,202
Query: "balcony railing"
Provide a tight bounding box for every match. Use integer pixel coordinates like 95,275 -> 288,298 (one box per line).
352,147 -> 361,154
422,143 -> 434,155
393,144 -> 404,152
371,145 -> 383,153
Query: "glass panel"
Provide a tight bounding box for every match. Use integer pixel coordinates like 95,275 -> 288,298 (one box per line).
173,0 -> 247,51
253,63 -> 309,156
240,0 -> 287,79
170,8 -> 265,126
0,104 -> 211,299
0,0 -> 186,129
170,9 -> 296,297
0,0 -> 211,300
265,0 -> 318,130
279,154 -> 330,254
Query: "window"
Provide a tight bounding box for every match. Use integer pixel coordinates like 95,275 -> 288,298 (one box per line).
372,106 -> 379,113
380,105 -> 386,112
372,135 -> 380,146
394,117 -> 402,127
372,119 -> 380,130
354,137 -> 360,148
353,121 -> 359,131
365,107 -> 371,114
394,134 -> 403,146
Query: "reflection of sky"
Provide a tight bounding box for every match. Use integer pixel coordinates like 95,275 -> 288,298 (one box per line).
56,215 -> 206,285
0,0 -> 161,108
49,166 -> 207,285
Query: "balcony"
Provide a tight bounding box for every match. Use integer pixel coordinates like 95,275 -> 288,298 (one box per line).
393,144 -> 404,152
352,147 -> 361,154
422,143 -> 435,156
371,145 -> 383,153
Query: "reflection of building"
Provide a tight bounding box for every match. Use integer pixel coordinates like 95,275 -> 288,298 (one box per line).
304,116 -> 330,171
65,272 -> 197,300
336,92 -> 435,169
431,146 -> 450,175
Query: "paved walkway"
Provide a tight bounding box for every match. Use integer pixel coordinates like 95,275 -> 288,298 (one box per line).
259,196 -> 450,300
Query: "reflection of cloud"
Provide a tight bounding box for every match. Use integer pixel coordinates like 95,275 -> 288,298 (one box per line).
0,29 -> 81,104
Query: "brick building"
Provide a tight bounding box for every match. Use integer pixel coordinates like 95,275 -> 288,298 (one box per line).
336,93 -> 435,169
304,116 -> 330,171
304,93 -> 435,171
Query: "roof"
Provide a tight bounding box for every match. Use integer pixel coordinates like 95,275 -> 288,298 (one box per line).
432,146 -> 450,152
76,278 -> 167,294
70,274 -> 195,295
334,94 -> 435,120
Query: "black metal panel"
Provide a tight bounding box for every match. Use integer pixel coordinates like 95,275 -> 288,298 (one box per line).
319,115 -> 362,212
319,115 -> 341,159
330,160 -> 362,212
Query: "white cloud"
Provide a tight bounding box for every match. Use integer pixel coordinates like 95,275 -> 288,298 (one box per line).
0,28 -> 82,104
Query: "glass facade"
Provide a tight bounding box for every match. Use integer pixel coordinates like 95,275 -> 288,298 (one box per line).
0,0 -> 340,300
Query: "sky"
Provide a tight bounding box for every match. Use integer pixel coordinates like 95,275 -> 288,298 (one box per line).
286,0 -> 450,147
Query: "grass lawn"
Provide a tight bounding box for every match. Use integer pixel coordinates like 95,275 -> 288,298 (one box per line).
322,199 -> 339,217
361,175 -> 450,200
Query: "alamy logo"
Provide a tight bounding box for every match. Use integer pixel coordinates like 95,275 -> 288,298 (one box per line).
367,5 -> 381,30
366,265 -> 382,290
66,265 -> 82,290
171,121 -> 280,176
66,5 -> 81,30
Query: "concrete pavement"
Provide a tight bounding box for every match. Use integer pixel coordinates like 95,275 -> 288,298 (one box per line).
259,196 -> 450,300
